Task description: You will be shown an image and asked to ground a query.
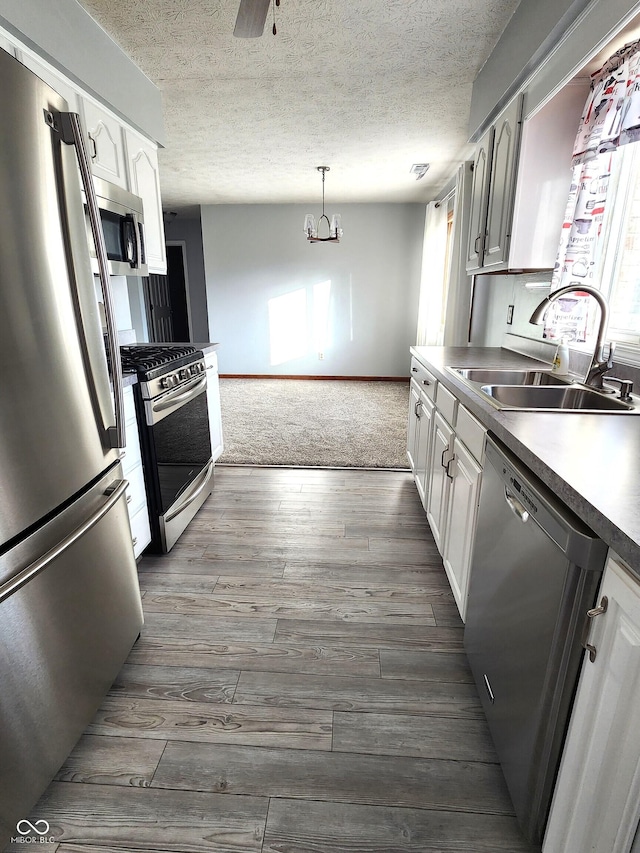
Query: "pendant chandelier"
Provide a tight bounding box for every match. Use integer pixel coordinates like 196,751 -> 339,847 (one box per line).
304,166 -> 343,243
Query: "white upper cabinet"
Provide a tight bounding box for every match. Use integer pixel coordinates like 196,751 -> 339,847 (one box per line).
482,96 -> 523,269
81,99 -> 128,188
466,128 -> 493,271
14,49 -> 81,113
467,81 -> 587,274
509,80 -> 589,271
466,96 -> 523,273
0,35 -> 15,56
125,129 -> 167,274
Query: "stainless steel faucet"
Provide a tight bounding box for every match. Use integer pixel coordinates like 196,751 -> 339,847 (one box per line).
529,284 -> 614,389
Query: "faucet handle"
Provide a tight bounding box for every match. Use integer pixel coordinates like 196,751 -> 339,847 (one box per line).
602,341 -> 616,367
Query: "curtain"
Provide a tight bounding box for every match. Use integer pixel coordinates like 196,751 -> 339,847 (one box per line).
416,200 -> 449,346
552,40 -> 640,298
443,162 -> 474,346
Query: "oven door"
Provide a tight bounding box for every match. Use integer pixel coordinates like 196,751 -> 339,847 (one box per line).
144,375 -> 213,552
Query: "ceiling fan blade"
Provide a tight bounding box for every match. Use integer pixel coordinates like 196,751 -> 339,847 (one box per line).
234,0 -> 271,37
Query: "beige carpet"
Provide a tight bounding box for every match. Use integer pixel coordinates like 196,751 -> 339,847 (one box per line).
217,379 -> 410,468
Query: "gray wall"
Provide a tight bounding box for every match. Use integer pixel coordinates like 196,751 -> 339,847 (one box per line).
469,0 -> 640,138
0,0 -> 164,143
469,0 -> 591,138
201,203 -> 425,377
164,213 -> 209,342
469,273 -> 551,347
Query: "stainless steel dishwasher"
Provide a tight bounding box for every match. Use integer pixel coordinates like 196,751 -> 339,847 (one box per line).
464,434 -> 607,847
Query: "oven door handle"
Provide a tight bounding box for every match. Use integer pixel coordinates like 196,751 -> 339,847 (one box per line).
152,375 -> 208,412
165,459 -> 214,523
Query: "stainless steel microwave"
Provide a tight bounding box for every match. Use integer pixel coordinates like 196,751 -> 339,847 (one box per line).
85,177 -> 148,276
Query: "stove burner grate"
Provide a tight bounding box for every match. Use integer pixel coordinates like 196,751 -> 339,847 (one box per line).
120,344 -> 198,374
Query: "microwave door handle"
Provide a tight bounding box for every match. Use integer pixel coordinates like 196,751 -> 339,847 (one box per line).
138,220 -> 146,266
123,214 -> 138,268
57,112 -> 125,450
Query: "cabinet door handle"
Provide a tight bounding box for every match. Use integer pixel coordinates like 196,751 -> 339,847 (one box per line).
474,234 -> 483,254
445,456 -> 455,480
582,595 -> 609,662
87,132 -> 97,160
414,401 -> 421,418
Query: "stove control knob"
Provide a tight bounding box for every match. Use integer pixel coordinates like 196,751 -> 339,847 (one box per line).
179,369 -> 189,380
160,377 -> 169,389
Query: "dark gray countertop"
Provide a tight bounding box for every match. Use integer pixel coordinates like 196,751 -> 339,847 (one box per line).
411,346 -> 640,575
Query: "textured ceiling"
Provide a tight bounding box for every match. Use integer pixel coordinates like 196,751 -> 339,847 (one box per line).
77,0 -> 521,209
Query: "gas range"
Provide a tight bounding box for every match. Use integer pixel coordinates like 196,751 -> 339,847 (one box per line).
120,344 -> 206,400
119,343 -> 213,553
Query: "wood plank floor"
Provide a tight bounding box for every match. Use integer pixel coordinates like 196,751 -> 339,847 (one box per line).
6,466 -> 539,853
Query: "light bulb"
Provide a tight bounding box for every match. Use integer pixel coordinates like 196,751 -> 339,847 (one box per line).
304,214 -> 316,238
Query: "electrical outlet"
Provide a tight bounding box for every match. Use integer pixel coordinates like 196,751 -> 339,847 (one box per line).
507,304 -> 514,325
318,351 -> 324,360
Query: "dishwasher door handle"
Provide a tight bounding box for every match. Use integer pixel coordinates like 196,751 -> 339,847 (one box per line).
504,487 -> 529,522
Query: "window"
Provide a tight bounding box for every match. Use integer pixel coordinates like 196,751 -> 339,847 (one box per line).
597,142 -> 640,354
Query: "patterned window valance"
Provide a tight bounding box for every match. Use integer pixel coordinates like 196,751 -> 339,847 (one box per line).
549,40 -> 640,308
573,39 -> 640,164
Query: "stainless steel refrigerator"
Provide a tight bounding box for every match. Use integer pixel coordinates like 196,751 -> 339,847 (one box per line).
0,50 -> 144,843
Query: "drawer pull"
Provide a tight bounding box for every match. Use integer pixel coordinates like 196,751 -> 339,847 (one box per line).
126,494 -> 133,503
582,596 -> 609,662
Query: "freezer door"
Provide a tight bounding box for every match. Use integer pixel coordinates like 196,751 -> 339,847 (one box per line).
0,49 -> 121,548
0,463 -> 143,845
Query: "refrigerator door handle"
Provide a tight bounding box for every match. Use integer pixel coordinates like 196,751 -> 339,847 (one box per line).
53,110 -> 126,450
0,479 -> 129,604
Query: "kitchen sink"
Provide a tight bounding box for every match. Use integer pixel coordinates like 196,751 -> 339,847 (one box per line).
479,384 -> 638,412
451,368 -> 572,386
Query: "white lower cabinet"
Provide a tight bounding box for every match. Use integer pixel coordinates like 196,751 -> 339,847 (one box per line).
407,378 -> 434,508
205,350 -> 224,462
442,437 -> 483,621
407,355 -> 486,620
121,385 -> 151,558
543,552 -> 640,853
414,394 -> 434,507
407,380 -> 421,472
426,410 -> 455,552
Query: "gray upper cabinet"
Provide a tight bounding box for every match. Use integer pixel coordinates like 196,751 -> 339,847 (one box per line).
466,95 -> 524,273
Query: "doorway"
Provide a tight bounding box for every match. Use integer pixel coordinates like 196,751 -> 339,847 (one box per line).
144,242 -> 192,342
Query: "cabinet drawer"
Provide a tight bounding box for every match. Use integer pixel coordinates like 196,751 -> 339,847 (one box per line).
205,350 -> 218,372
436,383 -> 457,425
129,504 -> 151,559
120,432 -> 142,475
456,404 -> 486,463
123,385 -> 137,425
125,462 -> 147,518
410,357 -> 436,401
